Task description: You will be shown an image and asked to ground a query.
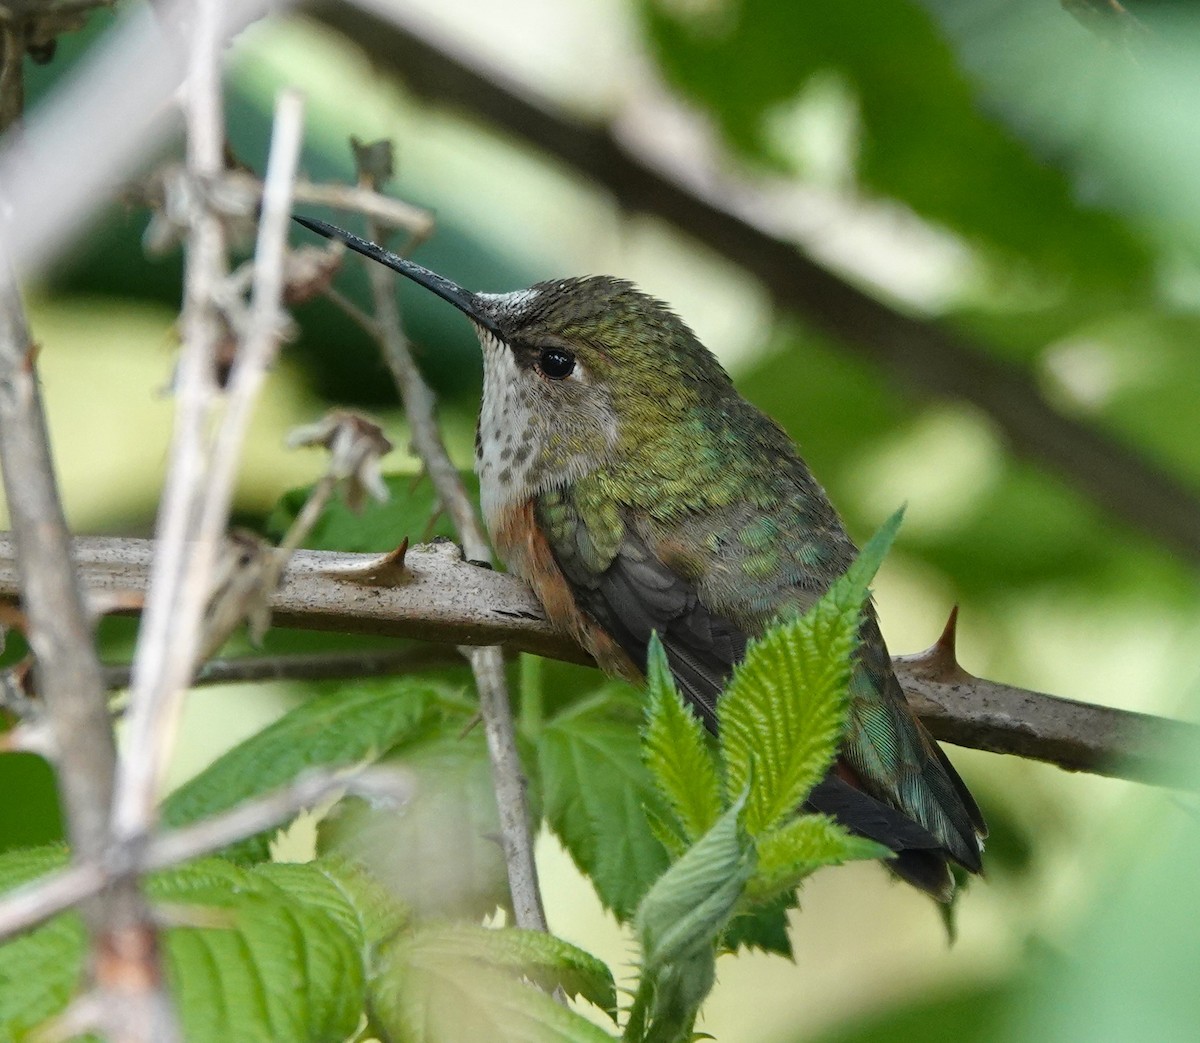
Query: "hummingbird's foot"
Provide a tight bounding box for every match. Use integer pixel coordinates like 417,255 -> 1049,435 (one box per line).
429,534 -> 494,570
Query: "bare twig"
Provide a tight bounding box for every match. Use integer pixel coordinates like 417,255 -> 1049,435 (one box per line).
5,532 -> 1195,788
97,24 -> 302,1040
137,167 -> 435,257
91,4 -> 242,1037
144,765 -> 411,869
0,861 -> 107,949
309,4 -> 1200,567
321,283 -> 383,337
0,8 -> 167,1035
114,0 -> 231,840
292,177 -> 435,237
115,87 -> 305,838
101,646 -> 463,690
354,187 -> 548,931
0,252 -> 116,893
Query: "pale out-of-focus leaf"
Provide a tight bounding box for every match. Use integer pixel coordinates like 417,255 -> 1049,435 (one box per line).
162,680 -> 441,861
371,923 -> 617,1043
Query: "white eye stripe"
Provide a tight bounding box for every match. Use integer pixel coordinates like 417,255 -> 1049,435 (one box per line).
475,287 -> 543,320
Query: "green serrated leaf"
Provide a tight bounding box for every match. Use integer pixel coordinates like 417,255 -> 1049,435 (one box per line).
0,852 -> 367,1043
643,804 -> 689,863
746,814 -> 892,906
301,855 -> 411,955
718,616 -> 854,837
371,924 -> 617,1043
319,727 -> 511,921
397,922 -> 617,1020
0,846 -> 66,890
266,472 -> 481,552
153,861 -> 365,1043
720,511 -> 903,837
539,689 -> 671,921
642,634 -> 722,847
163,680 -> 441,861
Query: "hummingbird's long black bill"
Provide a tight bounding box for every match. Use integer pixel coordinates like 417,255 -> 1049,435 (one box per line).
292,215 -> 501,337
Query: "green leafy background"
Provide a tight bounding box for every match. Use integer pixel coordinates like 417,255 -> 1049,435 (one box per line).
4,0 -> 1200,1040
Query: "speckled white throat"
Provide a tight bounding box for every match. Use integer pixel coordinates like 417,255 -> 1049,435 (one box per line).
474,328 -> 540,535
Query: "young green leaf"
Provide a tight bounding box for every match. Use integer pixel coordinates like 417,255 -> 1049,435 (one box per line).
162,680 -> 441,861
720,509 -> 903,837
152,861 -> 365,1043
254,858 -> 409,958
828,507 -> 905,612
745,814 -> 893,906
642,633 -> 722,846
539,688 -> 671,921
636,798 -> 753,974
643,804 -> 689,863
371,923 -> 617,1043
630,799 -> 753,1043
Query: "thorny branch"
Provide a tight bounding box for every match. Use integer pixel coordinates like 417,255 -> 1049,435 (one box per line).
341,148 -> 549,933
1,534 -> 1194,789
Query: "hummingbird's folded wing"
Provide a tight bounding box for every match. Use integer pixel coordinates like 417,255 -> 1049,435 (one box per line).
536,498 -> 982,895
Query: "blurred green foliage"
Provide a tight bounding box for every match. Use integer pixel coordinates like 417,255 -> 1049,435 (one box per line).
641,0 -> 1153,290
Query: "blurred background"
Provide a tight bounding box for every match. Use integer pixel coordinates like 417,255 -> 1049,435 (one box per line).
4,0 -> 1200,1039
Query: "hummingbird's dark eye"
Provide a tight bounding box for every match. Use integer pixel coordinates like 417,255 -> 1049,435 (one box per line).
537,348 -> 576,380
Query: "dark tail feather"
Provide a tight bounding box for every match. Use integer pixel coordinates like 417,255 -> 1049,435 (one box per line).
890,849 -> 954,903
908,723 -> 986,874
927,729 -> 988,839
807,773 -> 958,902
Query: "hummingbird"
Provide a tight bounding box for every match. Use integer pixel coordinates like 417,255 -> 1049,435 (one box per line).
295,216 -> 986,899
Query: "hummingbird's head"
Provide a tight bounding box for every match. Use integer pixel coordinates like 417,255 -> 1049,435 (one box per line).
294,217 -> 736,503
